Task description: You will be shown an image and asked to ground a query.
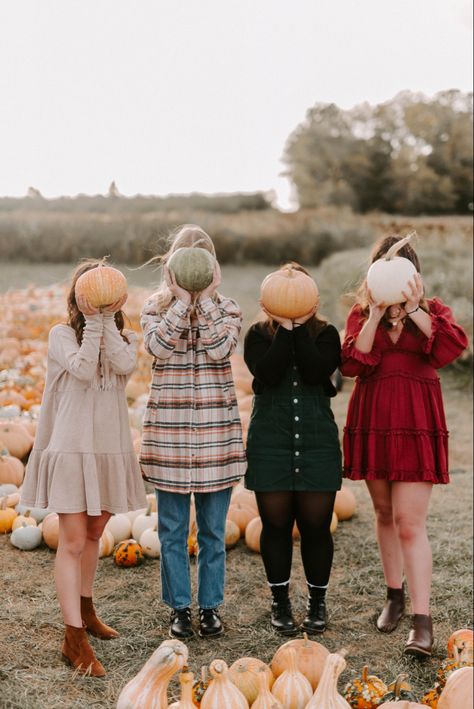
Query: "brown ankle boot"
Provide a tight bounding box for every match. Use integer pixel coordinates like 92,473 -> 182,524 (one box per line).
62,625 -> 106,677
81,596 -> 119,639
376,585 -> 405,633
404,614 -> 433,657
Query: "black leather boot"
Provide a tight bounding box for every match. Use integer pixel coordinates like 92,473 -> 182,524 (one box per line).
169,608 -> 194,639
376,585 -> 405,633
270,584 -> 297,636
301,587 -> 327,634
199,608 -> 223,638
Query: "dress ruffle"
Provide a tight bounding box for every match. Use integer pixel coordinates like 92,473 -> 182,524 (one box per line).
21,449 -> 147,516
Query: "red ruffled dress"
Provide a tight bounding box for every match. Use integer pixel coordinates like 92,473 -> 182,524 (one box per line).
341,298 -> 468,484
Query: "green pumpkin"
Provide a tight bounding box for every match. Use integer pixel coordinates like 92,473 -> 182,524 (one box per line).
382,674 -> 418,702
10,524 -> 43,550
167,247 -> 215,292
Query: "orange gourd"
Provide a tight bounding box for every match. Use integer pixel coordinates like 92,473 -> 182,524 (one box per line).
271,647 -> 313,709
261,266 -> 319,319
116,638 -> 188,709
305,652 -> 351,709
0,451 -> 25,486
75,263 -> 127,308
228,657 -> 274,705
114,539 -> 144,567
245,516 -> 262,553
42,513 -> 59,550
200,659 -> 249,709
0,423 -> 34,459
0,498 -> 18,533
334,487 -> 357,521
344,665 -> 388,708
252,666 -> 283,709
271,632 -> 329,691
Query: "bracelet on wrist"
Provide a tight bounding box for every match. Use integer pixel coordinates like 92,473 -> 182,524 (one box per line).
406,305 -> 420,316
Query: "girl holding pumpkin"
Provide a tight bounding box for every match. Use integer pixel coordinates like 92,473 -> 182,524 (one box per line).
244,263 -> 342,635
341,234 -> 468,657
21,261 -> 147,677
140,224 -> 246,639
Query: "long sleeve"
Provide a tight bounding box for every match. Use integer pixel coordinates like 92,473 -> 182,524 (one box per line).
340,305 -> 382,378
141,296 -> 191,360
244,324 -> 293,386
422,298 -> 468,369
102,314 -> 138,375
48,317 -> 102,381
194,296 -> 242,361
293,323 -> 341,383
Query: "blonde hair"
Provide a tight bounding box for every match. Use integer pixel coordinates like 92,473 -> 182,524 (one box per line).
148,224 -> 217,313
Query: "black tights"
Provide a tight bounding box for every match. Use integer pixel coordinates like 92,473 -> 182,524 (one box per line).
256,490 -> 336,587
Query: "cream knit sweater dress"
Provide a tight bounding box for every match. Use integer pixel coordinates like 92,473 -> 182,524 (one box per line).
21,313 -> 147,516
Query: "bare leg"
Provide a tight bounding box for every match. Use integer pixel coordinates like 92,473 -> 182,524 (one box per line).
392,482 -> 433,615
80,512 -> 112,597
366,480 -> 403,587
55,513 -> 88,627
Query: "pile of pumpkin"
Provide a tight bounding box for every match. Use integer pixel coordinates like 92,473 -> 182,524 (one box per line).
114,628 -> 473,708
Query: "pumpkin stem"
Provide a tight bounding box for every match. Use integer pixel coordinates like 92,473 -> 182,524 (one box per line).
384,231 -> 416,260
393,673 -> 408,699
361,665 -> 368,682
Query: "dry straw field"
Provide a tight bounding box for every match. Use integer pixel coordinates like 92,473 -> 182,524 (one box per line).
0,212 -> 472,708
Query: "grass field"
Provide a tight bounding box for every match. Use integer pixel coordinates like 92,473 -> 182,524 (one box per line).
0,256 -> 472,708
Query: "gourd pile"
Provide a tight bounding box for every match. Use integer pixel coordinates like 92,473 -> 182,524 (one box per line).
115,630 -> 474,708
0,284 -> 357,560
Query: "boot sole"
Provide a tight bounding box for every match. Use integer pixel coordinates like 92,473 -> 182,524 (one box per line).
61,653 -> 106,677
301,626 -> 326,635
272,626 -> 299,636
169,629 -> 195,640
198,628 -> 224,638
403,646 -> 432,658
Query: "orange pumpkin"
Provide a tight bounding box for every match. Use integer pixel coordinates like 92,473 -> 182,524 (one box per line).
0,423 -> 34,459
437,666 -> 473,709
0,498 -> 18,533
447,629 -> 473,662
260,266 -> 319,319
0,452 -> 25,486
42,513 -> 60,550
225,519 -> 240,549
114,539 -> 144,567
227,503 -> 257,536
271,633 -> 329,691
245,516 -> 262,553
334,487 -> 357,521
75,263 -> 127,308
229,657 -> 274,705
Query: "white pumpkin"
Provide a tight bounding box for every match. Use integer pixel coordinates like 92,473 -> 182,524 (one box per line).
366,232 -> 418,306
98,529 -> 115,558
140,527 -> 161,558
0,483 -> 19,496
132,510 -> 157,541
127,507 -> 147,524
15,504 -> 50,523
10,523 -> 43,550
105,514 -> 132,544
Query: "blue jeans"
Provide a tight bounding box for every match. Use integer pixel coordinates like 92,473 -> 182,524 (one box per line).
156,487 -> 232,610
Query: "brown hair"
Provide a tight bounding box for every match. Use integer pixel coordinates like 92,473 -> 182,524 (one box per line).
356,234 -> 428,329
67,259 -> 129,345
260,262 -> 327,338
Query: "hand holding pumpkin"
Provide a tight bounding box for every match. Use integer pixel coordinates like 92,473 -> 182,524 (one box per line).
367,288 -> 387,323
260,302 -> 293,330
76,294 -> 101,316
402,273 -> 423,313
164,265 -> 192,306
293,305 -> 317,325
199,261 -> 221,301
102,294 -> 128,314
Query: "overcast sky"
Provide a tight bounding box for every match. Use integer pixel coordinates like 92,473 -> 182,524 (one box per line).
0,0 -> 472,207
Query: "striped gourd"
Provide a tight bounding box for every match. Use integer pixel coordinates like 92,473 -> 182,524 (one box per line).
271,647 -> 313,709
200,659 -> 249,709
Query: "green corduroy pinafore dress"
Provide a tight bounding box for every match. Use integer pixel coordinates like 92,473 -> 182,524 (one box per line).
245,363 -> 342,491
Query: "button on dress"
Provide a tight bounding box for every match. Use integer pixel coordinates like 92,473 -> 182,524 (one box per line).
341,298 -> 468,484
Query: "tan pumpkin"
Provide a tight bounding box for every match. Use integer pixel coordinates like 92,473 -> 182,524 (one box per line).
225,519 -> 240,549
330,512 -> 338,534
12,510 -> 37,531
114,539 -> 144,567
261,266 -> 319,320
0,423 -> 34,459
0,498 -> 18,534
227,503 -> 257,536
116,638 -> 188,709
228,657 -> 274,705
344,665 -> 388,708
305,652 -> 351,709
334,487 -> 357,521
447,628 -> 473,662
98,529 -> 115,558
437,666 -> 473,709
252,666 -> 283,709
245,516 -> 262,553
201,659 -> 249,709
0,451 -> 25,486
436,656 -> 473,688
42,512 -> 59,550
75,263 -> 128,308
231,488 -> 259,514
2,492 -> 21,508
271,632 -> 329,691
271,647 -> 313,709
169,670 -> 196,709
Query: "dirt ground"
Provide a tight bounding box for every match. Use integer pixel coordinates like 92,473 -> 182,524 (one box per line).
0,373 -> 472,709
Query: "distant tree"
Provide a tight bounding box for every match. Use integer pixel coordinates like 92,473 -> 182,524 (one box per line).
27,186 -> 43,199
283,90 -> 473,214
107,181 -> 120,198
